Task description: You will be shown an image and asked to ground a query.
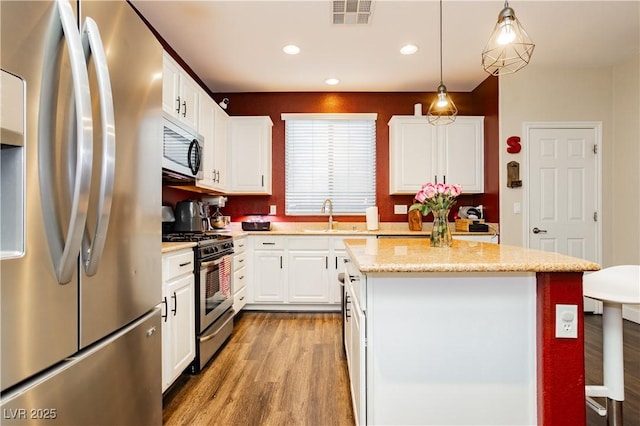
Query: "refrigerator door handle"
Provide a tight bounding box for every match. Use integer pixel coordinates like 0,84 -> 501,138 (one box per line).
38,0 -> 93,284
80,17 -> 116,276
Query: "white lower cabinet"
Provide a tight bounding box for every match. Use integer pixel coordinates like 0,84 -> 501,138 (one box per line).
251,236 -> 286,303
161,248 -> 196,393
344,271 -> 366,426
287,237 -> 330,303
248,235 -> 355,309
232,236 -> 248,313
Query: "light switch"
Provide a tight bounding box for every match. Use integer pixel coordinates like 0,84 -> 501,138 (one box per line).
513,202 -> 521,214
269,205 -> 277,215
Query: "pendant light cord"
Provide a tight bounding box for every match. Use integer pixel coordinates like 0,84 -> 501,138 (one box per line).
439,0 -> 443,85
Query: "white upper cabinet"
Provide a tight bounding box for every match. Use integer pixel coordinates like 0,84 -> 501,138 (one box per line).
197,95 -> 228,192
228,116 -> 273,194
162,52 -> 199,131
388,116 -> 484,194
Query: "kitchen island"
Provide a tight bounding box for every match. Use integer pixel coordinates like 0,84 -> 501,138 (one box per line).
342,238 -> 600,426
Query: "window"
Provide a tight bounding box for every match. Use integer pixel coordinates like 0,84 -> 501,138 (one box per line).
282,113 -> 377,215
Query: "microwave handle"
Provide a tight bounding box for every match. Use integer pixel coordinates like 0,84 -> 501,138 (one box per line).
187,139 -> 200,175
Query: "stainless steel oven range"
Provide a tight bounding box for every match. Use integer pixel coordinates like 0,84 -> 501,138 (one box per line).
162,232 -> 234,372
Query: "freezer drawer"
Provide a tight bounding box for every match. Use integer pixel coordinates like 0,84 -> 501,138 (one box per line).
0,309 -> 162,426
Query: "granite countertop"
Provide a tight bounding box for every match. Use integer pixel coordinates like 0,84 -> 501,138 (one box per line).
161,241 -> 197,253
344,238 -> 601,273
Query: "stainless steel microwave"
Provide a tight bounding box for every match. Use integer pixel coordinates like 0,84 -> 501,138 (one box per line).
162,116 -> 203,180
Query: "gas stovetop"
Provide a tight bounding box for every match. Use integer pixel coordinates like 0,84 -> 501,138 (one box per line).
162,232 -> 234,259
162,232 -> 231,243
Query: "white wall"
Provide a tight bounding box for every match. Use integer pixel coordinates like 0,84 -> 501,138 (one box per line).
499,57 -> 640,322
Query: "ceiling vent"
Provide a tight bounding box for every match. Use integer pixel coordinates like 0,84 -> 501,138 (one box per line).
333,0 -> 373,25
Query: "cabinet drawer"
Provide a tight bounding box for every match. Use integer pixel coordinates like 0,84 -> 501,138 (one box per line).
233,265 -> 247,292
234,237 -> 247,254
233,285 -> 248,313
288,237 -> 330,250
163,250 -> 194,281
252,235 -> 285,249
233,252 -> 248,271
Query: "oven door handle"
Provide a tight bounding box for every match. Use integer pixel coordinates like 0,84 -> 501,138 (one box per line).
200,311 -> 235,342
201,257 -> 227,268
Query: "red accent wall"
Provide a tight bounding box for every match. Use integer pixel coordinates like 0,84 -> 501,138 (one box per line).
163,80 -> 500,224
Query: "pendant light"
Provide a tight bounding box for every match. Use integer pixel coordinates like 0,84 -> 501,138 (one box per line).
482,0 -> 535,76
427,0 -> 457,126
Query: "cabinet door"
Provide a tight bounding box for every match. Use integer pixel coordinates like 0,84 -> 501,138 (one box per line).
253,250 -> 285,302
178,74 -> 199,130
344,285 -> 353,367
212,104 -> 229,191
288,250 -> 330,303
351,294 -> 366,426
162,54 -> 180,118
389,116 -> 438,194
196,95 -> 215,189
164,273 -> 195,390
331,249 -> 347,304
439,116 -> 484,192
228,116 -> 273,194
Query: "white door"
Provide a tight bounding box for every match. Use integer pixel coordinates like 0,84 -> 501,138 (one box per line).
526,123 -> 601,312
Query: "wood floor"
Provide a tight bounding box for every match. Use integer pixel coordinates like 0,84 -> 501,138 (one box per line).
162,312 -> 355,426
164,312 -> 639,426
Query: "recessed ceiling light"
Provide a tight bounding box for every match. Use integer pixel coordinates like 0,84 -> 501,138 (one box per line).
325,78 -> 340,85
400,44 -> 418,55
283,44 -> 301,55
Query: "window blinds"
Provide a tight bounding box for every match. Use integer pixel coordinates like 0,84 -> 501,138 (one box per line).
283,114 -> 377,215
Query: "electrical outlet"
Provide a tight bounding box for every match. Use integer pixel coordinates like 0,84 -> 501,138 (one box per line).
269,205 -> 277,215
555,304 -> 578,338
394,204 -> 408,214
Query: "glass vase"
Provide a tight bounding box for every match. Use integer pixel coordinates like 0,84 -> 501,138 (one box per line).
430,208 -> 452,247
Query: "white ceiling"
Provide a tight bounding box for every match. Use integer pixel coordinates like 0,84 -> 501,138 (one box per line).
132,0 -> 640,93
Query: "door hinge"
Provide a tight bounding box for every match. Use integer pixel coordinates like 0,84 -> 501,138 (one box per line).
593,144 -> 598,154
593,212 -> 598,222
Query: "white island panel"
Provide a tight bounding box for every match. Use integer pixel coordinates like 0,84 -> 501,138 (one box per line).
367,272 -> 537,425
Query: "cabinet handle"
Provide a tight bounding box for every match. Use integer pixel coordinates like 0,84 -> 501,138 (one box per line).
175,96 -> 181,114
240,296 -> 245,301
443,175 -> 446,184
262,242 -> 275,245
335,257 -> 338,269
171,292 -> 177,316
261,175 -> 264,187
239,275 -> 245,280
161,296 -> 168,322
345,295 -> 351,320
182,100 -> 187,117
280,256 -> 283,269
325,256 -> 328,269
179,261 -> 192,267
434,175 -> 438,184
238,259 -> 244,263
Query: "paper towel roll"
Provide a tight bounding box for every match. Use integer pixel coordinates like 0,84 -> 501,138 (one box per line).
366,206 -> 379,230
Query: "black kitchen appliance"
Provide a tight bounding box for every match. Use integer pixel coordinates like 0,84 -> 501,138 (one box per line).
241,214 -> 271,231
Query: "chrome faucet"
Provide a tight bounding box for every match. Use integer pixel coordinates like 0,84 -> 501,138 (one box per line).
321,199 -> 334,230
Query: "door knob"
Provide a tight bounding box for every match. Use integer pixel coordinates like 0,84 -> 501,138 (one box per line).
532,227 -> 547,234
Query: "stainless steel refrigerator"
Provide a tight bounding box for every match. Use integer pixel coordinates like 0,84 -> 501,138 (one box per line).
1,1 -> 163,424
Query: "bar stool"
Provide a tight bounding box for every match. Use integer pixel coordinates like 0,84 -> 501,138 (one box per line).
583,265 -> 640,426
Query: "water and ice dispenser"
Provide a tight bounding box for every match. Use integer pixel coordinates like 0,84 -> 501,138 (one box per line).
1,69 -> 25,258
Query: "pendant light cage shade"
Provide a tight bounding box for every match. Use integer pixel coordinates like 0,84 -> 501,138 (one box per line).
427,84 -> 458,125
482,3 -> 535,76
427,0 -> 457,126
